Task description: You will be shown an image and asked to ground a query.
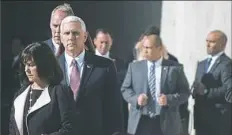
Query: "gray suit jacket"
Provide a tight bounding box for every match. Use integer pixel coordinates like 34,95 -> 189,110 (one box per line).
121,59 -> 190,135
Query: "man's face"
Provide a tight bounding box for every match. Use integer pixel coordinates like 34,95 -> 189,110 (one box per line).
94,32 -> 112,55
61,21 -> 87,56
50,10 -> 68,45
206,32 -> 224,56
142,35 -> 162,61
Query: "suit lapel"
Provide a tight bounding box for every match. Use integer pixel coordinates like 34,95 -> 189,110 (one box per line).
28,86 -> 51,115
76,52 -> 94,101
47,39 -> 55,53
14,86 -> 30,135
161,60 -> 169,94
208,54 -> 224,73
139,61 -> 148,94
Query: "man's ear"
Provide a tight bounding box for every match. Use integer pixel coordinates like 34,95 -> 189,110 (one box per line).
93,37 -> 98,47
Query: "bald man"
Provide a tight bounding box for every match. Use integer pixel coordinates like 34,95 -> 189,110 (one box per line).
121,34 -> 190,135
192,30 -> 232,135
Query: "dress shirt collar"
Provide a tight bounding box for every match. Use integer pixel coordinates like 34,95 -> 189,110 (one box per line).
65,50 -> 85,67
207,51 -> 224,61
51,38 -> 60,52
147,57 -> 163,67
95,49 -> 110,59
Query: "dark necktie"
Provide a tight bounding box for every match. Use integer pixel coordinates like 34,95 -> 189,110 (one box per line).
70,59 -> 80,100
205,58 -> 212,72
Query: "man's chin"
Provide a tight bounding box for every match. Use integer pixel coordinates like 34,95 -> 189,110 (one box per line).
100,51 -> 107,55
53,39 -> 61,45
207,50 -> 212,55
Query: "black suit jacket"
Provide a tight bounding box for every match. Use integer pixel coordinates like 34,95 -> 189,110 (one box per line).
9,84 -> 78,135
194,53 -> 232,135
109,53 -> 127,87
109,53 -> 129,132
58,52 -> 124,135
44,38 -> 56,54
168,53 -> 179,63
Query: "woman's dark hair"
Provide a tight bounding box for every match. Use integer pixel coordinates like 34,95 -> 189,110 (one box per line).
20,42 -> 63,85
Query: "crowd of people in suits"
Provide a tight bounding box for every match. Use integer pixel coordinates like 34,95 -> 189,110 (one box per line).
4,3 -> 231,135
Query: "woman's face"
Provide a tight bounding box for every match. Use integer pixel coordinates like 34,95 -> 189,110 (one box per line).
24,59 -> 40,83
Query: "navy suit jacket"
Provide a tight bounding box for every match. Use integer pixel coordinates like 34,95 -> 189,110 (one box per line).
58,51 -> 124,135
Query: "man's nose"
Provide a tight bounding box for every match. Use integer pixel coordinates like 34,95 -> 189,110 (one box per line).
68,33 -> 75,40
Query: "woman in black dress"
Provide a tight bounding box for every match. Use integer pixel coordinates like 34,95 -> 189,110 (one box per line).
9,42 -> 77,135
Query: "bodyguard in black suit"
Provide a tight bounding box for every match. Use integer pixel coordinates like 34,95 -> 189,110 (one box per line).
44,3 -> 74,57
93,28 -> 128,131
9,42 -> 77,135
193,30 -> 232,135
59,16 -> 124,135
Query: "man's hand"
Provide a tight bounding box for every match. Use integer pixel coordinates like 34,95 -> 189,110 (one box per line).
137,94 -> 148,106
158,94 -> 168,106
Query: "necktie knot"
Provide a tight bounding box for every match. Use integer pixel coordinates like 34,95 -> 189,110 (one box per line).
207,58 -> 212,64
150,62 -> 156,71
71,59 -> 77,67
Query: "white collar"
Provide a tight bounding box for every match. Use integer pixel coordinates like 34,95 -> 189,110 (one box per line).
147,57 -> 163,67
52,39 -> 60,51
65,50 -> 85,67
207,51 -> 224,61
95,49 -> 110,59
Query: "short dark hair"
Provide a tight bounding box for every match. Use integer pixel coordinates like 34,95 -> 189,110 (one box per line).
95,28 -> 112,38
20,42 -> 63,85
143,25 -> 160,36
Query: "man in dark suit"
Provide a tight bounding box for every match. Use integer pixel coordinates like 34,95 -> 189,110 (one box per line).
93,28 -> 128,131
193,30 -> 232,135
58,15 -> 124,135
44,3 -> 74,57
93,28 -> 127,81
121,34 -> 190,135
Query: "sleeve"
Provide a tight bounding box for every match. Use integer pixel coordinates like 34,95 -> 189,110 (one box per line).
9,104 -> 16,135
166,65 -> 190,107
121,63 -> 139,108
206,62 -> 232,101
9,86 -> 26,135
103,61 -> 124,135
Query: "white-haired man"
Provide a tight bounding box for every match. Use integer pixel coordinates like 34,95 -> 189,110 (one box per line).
58,15 -> 124,135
